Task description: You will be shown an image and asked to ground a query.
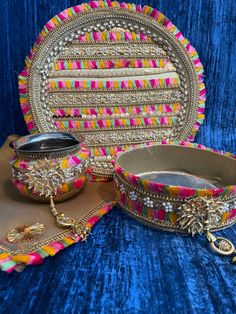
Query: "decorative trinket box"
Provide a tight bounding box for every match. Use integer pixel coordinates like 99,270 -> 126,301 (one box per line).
19,0 -> 206,181
114,142 -> 236,259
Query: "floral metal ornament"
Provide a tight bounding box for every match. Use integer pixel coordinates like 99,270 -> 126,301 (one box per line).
25,158 -> 64,198
7,223 -> 45,243
177,196 -> 224,236
24,158 -> 89,238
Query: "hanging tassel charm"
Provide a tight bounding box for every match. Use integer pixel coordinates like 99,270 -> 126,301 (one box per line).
204,208 -> 235,263
49,195 -> 91,241
50,195 -> 76,228
72,222 -> 91,241
206,231 -> 235,256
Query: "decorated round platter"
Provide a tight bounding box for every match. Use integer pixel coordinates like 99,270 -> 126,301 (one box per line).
19,1 -> 206,180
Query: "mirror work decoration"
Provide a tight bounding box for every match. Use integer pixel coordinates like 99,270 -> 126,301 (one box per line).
19,1 -> 206,180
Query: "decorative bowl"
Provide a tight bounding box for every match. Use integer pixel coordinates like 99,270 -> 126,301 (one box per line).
10,132 -> 90,202
114,142 -> 236,236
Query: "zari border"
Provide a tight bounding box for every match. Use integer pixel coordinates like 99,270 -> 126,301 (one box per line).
19,0 -> 205,140
0,200 -> 116,273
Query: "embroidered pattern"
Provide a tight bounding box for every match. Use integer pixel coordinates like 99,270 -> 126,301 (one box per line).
61,44 -> 166,59
48,90 -> 182,106
51,103 -> 182,118
73,31 -> 152,44
48,77 -> 180,91
53,58 -> 171,70
54,116 -> 177,130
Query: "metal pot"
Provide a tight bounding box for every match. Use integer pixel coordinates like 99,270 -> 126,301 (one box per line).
10,132 -> 90,202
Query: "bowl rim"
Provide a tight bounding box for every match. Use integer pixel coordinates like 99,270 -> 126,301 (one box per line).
12,132 -> 83,154
115,141 -> 236,198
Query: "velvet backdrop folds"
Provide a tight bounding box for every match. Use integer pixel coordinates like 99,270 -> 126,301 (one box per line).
0,0 -> 236,313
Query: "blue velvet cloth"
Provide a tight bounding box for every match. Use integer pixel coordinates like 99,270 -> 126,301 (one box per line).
0,0 -> 236,313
